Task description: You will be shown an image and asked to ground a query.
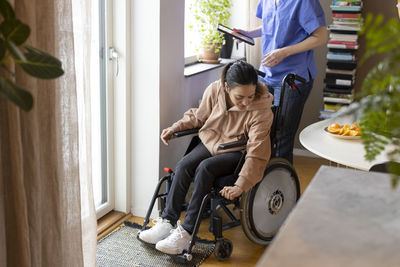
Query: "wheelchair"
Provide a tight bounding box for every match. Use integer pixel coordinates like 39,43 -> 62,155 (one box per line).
138,73 -> 306,262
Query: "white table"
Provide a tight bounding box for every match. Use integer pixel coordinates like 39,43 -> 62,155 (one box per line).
299,116 -> 390,171
256,166 -> 400,267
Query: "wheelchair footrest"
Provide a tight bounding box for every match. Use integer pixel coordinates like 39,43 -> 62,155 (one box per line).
222,220 -> 241,231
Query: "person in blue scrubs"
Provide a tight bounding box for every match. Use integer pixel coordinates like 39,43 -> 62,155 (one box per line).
236,0 -> 327,163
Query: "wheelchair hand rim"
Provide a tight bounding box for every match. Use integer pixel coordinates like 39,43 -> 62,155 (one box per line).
248,164 -> 299,241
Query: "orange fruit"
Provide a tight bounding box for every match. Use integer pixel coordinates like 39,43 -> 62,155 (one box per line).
329,123 -> 342,129
350,122 -> 359,130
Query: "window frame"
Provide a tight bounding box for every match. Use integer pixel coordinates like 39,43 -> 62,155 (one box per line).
95,0 -> 115,219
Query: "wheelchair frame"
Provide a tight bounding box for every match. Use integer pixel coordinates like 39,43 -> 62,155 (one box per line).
138,73 -> 306,262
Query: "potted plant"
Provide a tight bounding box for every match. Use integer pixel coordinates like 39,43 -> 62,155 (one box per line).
0,0 -> 64,111
342,13 -> 400,187
188,0 -> 232,63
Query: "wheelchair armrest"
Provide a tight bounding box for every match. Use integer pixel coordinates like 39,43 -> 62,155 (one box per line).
219,139 -> 248,150
173,128 -> 200,138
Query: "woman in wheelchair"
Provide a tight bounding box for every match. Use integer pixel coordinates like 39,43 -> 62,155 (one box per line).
138,60 -> 274,255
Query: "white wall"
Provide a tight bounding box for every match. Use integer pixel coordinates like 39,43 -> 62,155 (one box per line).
130,0 -> 161,217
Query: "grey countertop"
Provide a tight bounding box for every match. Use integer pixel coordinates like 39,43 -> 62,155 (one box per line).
257,166 -> 400,267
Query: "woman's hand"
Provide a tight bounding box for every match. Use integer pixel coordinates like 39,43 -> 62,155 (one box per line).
233,28 -> 249,43
219,185 -> 243,200
233,27 -> 262,43
160,129 -> 174,145
262,48 -> 288,67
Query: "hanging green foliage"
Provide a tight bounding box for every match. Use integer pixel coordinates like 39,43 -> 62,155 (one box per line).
344,14 -> 400,187
188,0 -> 232,53
0,0 -> 64,111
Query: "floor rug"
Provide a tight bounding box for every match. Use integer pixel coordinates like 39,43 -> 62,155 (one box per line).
97,222 -> 215,267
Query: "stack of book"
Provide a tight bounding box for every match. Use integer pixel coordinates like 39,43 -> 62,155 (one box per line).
320,0 -> 362,119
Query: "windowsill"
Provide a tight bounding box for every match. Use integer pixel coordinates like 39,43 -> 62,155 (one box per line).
184,57 -> 245,77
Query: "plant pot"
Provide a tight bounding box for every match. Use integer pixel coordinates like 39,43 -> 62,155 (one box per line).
199,43 -> 222,64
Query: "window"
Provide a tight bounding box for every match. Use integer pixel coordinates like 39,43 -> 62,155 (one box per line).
184,0 -> 199,64
185,0 -> 246,65
93,0 -> 114,218
93,0 -> 131,218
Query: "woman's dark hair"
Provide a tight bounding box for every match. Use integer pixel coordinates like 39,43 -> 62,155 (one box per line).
220,60 -> 264,98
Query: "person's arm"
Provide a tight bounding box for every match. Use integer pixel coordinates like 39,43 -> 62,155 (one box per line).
161,82 -> 216,145
262,25 -> 328,67
234,26 -> 262,39
283,25 -> 328,56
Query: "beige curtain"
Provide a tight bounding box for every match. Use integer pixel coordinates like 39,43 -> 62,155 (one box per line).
0,0 -> 97,266
72,0 -> 98,266
246,0 -> 263,68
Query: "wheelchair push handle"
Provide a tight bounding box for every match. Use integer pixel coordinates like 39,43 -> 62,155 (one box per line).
282,73 -> 307,91
294,74 -> 306,84
279,73 -> 307,101
256,69 -> 266,78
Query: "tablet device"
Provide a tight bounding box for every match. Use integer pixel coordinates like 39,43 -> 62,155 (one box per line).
217,24 -> 255,46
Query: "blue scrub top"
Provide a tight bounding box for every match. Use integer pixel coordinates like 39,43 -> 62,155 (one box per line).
256,0 -> 326,84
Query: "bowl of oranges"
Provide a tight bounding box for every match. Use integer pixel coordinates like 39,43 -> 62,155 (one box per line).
324,122 -> 361,140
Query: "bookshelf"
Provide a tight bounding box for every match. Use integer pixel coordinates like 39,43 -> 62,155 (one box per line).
320,0 -> 363,120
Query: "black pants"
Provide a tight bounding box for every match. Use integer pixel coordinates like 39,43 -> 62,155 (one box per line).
161,141 -> 242,233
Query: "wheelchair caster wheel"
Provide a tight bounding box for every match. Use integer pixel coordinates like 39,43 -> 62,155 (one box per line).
174,252 -> 192,263
184,253 -> 193,261
214,238 -> 232,261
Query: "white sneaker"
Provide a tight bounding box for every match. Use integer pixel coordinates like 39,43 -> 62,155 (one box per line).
138,217 -> 173,245
155,222 -> 192,255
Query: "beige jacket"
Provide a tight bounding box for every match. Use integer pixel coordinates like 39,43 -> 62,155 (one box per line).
168,80 -> 274,192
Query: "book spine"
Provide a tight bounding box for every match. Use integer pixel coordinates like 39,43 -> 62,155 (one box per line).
323,97 -> 353,104
332,13 -> 361,19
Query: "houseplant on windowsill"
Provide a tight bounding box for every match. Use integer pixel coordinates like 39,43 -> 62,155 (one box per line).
341,13 -> 400,187
188,0 -> 232,64
0,0 -> 64,111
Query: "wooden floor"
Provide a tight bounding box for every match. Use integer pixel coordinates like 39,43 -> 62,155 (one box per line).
98,155 -> 330,266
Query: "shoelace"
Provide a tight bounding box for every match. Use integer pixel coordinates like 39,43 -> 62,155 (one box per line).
149,217 -> 169,231
168,221 -> 184,241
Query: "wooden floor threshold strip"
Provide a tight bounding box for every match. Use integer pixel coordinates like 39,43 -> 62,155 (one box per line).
97,211 -> 133,241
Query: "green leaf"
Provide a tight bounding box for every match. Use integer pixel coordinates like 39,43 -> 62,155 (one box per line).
0,38 -> 5,60
356,13 -> 400,188
189,0 -> 232,49
0,78 -> 33,111
0,19 -> 30,45
19,45 -> 64,79
0,0 -> 15,20
5,39 -> 26,61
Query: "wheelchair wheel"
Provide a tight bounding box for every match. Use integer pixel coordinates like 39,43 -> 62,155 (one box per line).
214,238 -> 233,261
240,158 -> 300,245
